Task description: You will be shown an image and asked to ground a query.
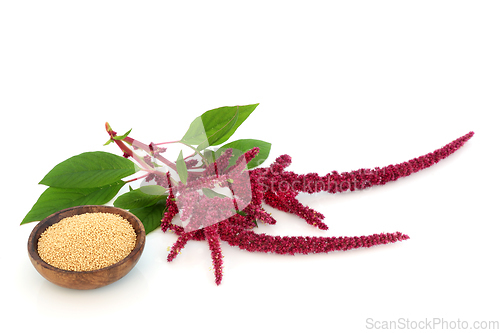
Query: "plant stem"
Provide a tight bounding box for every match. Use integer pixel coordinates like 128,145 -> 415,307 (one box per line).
116,139 -> 163,174
156,140 -> 180,146
179,141 -> 209,166
105,123 -> 163,175
125,174 -> 149,183
122,136 -> 178,170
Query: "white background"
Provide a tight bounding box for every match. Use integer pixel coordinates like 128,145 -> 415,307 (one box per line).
1,1 -> 499,332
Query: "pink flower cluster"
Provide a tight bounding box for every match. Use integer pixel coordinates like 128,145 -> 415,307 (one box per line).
161,131 -> 474,285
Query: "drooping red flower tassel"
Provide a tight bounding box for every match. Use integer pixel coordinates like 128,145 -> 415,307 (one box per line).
218,222 -> 409,255
162,131 -> 473,285
252,131 -> 474,230
205,224 -> 224,285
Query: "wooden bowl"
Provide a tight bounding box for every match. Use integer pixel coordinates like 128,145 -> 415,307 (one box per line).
28,205 -> 146,290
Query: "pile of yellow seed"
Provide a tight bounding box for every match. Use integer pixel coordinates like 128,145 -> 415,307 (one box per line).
37,212 -> 137,271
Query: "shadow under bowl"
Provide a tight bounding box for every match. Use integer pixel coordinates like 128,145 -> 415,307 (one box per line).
28,205 -> 146,290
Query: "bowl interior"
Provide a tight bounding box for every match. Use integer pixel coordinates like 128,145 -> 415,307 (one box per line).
28,205 -> 145,289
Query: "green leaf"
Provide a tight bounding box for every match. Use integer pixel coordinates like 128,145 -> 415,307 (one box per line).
113,185 -> 167,209
181,106 -> 238,146
181,103 -> 258,148
103,138 -> 114,146
179,116 -> 206,145
21,181 -> 126,224
129,200 -> 167,234
176,151 -> 188,184
112,128 -> 132,141
103,129 -> 132,146
197,108 -> 238,150
39,151 -> 139,188
203,149 -> 216,164
182,107 -> 238,149
212,104 -> 259,145
217,139 -> 272,169
202,188 -> 228,199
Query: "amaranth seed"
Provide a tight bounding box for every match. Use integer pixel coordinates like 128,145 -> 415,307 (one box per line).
37,212 -> 137,271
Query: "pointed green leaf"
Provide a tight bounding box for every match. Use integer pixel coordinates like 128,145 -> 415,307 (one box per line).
181,103 -> 258,148
212,104 -> 258,145
202,188 -> 228,199
21,181 -> 126,224
197,108 -> 238,150
182,107 -> 238,148
112,128 -> 132,141
39,151 -> 139,188
217,139 -> 271,169
129,200 -> 167,234
180,116 -> 206,146
113,185 -> 167,209
103,138 -> 114,146
176,151 -> 188,184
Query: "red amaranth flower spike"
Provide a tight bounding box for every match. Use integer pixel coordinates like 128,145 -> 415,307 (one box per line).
205,225 -> 224,285
218,222 -> 410,255
162,131 -> 473,285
